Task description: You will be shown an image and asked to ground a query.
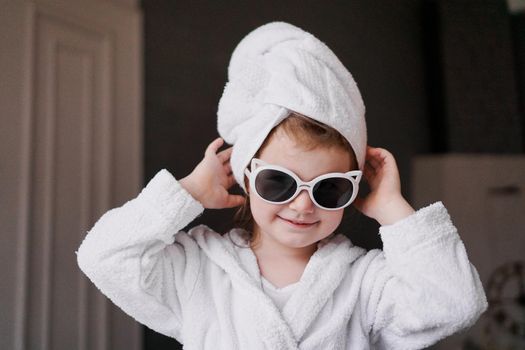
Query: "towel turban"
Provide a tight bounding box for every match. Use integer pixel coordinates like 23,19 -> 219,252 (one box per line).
217,21 -> 367,193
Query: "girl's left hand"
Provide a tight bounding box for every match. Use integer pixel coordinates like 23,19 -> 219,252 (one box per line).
352,146 -> 415,225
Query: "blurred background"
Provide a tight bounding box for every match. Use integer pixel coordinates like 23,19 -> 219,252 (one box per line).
1,0 -> 524,349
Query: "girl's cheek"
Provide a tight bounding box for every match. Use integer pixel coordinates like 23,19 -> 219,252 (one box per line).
324,211 -> 344,229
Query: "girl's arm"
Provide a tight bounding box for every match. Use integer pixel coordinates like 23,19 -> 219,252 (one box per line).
362,201 -> 488,349
76,169 -> 204,341
76,137 -> 243,341
354,146 -> 487,349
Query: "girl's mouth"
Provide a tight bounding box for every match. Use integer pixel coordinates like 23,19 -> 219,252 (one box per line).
279,216 -> 319,228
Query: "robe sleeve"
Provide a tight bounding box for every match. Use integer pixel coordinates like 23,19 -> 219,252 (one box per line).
76,169 -> 204,342
364,201 -> 488,350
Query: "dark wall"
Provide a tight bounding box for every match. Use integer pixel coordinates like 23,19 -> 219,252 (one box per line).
142,1 -> 427,348
437,0 -> 522,152
143,0 -> 428,233
511,11 -> 525,145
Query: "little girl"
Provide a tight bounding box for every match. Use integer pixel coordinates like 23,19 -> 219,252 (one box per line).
76,22 -> 488,349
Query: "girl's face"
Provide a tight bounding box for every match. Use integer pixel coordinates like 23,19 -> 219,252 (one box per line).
249,131 -> 352,254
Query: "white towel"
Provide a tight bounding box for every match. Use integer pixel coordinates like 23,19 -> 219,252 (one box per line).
217,21 -> 367,192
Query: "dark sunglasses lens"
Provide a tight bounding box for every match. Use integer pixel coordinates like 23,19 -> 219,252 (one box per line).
255,169 -> 297,202
313,178 -> 353,208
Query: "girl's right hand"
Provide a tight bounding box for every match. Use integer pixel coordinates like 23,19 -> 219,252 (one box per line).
179,137 -> 246,209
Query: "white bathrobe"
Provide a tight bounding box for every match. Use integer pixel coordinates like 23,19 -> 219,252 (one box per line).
76,169 -> 488,350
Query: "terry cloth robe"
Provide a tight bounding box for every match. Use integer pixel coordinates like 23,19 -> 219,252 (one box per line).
76,169 -> 488,350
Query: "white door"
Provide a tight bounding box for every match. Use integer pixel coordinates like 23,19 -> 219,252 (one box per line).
0,1 -> 143,349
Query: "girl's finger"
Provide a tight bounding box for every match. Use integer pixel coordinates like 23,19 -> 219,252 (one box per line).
367,157 -> 381,170
367,148 -> 385,160
231,174 -> 238,188
205,137 -> 224,156
364,166 -> 375,181
365,162 -> 376,174
372,148 -> 392,163
367,146 -> 382,154
218,146 -> 233,163
225,194 -> 245,208
368,147 -> 389,162
226,173 -> 237,188
224,162 -> 232,174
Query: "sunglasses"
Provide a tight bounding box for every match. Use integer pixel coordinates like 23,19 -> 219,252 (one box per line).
244,158 -> 362,211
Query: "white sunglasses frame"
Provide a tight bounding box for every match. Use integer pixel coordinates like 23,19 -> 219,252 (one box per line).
244,158 -> 363,211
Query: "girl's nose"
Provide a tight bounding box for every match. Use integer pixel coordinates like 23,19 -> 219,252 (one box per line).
288,189 -> 315,213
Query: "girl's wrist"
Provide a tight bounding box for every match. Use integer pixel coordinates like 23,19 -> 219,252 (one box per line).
377,195 -> 415,226
179,174 -> 204,204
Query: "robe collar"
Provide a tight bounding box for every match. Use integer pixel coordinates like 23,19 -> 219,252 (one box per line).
191,226 -> 366,349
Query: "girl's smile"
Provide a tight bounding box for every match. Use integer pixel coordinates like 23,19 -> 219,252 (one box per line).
278,215 -> 320,228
